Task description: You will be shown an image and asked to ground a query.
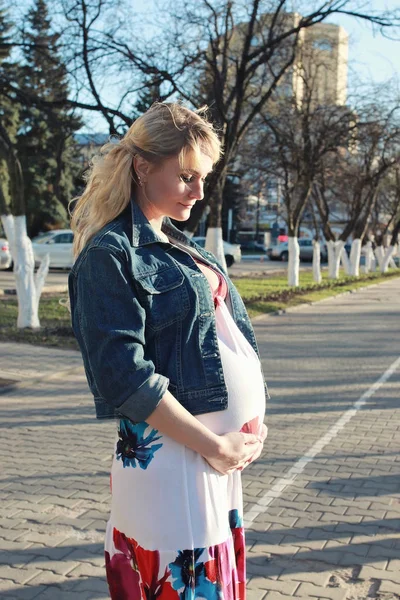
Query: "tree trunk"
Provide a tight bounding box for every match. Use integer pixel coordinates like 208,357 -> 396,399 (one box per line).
363,240 -> 374,274
288,237 -> 300,286
312,240 -> 322,284
204,165 -> 228,270
205,227 -> 227,271
327,240 -> 344,279
374,245 -> 384,271
349,238 -> 362,276
381,246 -> 397,272
340,244 -> 351,275
1,214 -> 49,328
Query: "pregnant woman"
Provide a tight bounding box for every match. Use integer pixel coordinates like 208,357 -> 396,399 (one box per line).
68,102 -> 269,599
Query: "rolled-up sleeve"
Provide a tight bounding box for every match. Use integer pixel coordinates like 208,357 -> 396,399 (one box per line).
71,246 -> 169,422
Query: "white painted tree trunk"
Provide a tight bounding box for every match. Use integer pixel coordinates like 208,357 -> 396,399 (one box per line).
381,245 -> 397,273
374,246 -> 384,271
327,240 -> 344,279
363,241 -> 373,274
205,227 -> 227,272
349,238 -> 362,277
340,243 -> 351,275
288,236 -> 300,286
312,240 -> 322,284
1,214 -> 49,328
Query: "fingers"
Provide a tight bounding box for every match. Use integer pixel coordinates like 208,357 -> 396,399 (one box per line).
242,432 -> 260,445
260,424 -> 268,441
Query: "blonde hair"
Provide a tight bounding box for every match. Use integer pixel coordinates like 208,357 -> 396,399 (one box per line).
70,102 -> 222,256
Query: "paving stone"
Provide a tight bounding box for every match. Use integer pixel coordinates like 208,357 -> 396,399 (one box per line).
25,557 -> 80,577
362,564 -> 400,584
0,566 -> 40,585
247,576 -> 299,594
246,589 -> 267,600
387,558 -> 400,572
294,582 -> 348,599
249,543 -> 300,558
67,562 -> 106,578
264,593 -> 295,599
279,571 -> 332,586
33,588 -> 92,600
379,579 -> 400,595
0,584 -> 47,599
68,576 -> 109,594
19,532 -> 69,547
26,570 -> 70,587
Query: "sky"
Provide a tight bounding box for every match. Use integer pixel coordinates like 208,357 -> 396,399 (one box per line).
326,0 -> 400,88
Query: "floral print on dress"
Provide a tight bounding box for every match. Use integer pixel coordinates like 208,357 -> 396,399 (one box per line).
116,420 -> 163,469
106,528 -> 178,600
105,529 -> 141,599
105,518 -> 246,600
229,510 -> 246,598
169,548 -> 218,599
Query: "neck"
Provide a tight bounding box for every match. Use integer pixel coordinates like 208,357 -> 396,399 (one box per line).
136,195 -> 167,240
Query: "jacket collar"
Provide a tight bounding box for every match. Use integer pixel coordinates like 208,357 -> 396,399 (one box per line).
130,198 -> 196,248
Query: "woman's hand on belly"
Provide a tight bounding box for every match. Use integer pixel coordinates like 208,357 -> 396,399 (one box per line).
239,423 -> 268,470
203,431 -> 261,475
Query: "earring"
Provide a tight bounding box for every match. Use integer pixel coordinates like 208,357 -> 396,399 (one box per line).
138,176 -> 142,186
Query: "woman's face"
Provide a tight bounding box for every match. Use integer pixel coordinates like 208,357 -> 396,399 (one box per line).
136,152 -> 214,223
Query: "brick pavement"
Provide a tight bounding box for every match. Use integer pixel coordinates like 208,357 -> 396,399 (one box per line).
0,278 -> 399,599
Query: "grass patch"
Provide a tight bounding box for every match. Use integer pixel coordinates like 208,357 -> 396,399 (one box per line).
0,294 -> 78,350
0,269 -> 399,348
233,269 -> 400,318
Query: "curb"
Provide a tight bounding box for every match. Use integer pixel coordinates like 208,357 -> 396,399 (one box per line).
250,278 -> 398,322
1,284 -> 68,296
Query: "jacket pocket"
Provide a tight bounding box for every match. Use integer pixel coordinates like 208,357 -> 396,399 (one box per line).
136,266 -> 190,331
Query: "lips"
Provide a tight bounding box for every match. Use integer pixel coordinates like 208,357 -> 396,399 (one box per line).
179,203 -> 195,208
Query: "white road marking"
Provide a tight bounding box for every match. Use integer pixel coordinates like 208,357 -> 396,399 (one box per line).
244,355 -> 400,527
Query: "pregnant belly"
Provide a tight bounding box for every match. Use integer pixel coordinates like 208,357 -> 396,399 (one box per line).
196,335 -> 266,436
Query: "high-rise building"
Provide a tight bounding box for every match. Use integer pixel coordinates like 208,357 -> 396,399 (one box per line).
300,22 -> 348,107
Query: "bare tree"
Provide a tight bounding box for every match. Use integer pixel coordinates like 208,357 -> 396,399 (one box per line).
5,0 -> 400,269
369,168 -> 400,272
0,122 -> 50,328
314,99 -> 400,277
240,51 -> 356,285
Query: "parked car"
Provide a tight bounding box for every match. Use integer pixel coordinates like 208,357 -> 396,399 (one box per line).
267,239 -> 328,262
0,238 -> 12,270
192,236 -> 242,267
32,229 -> 74,268
239,240 -> 267,252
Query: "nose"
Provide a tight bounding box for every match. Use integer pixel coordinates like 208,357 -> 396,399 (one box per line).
188,180 -> 204,201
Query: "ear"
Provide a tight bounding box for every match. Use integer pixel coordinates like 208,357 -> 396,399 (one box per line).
134,155 -> 151,183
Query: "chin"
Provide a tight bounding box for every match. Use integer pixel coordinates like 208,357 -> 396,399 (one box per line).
172,208 -> 192,221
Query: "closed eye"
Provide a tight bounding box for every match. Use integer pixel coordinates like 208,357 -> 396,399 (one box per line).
180,174 -> 194,183
180,172 -> 210,184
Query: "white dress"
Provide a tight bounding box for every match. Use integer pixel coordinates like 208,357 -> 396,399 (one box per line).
104,256 -> 266,600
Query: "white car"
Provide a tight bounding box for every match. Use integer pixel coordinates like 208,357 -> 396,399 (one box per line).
192,236 -> 242,267
32,229 -> 74,268
0,238 -> 12,270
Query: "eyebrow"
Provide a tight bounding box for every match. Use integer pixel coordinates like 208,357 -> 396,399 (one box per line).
183,168 -> 211,176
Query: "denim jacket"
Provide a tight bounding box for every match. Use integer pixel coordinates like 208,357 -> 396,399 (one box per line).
68,200 -> 269,422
